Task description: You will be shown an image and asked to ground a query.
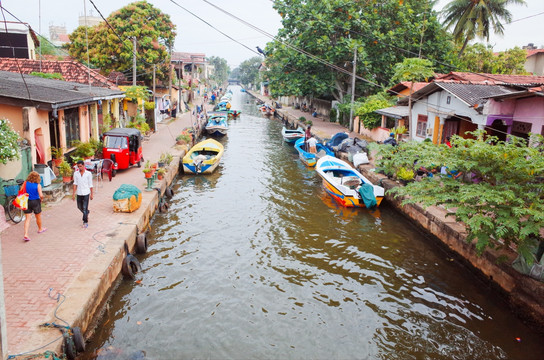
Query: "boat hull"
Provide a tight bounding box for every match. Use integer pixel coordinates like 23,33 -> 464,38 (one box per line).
282,127 -> 304,144
316,155 -> 385,208
294,138 -> 334,167
182,139 -> 224,175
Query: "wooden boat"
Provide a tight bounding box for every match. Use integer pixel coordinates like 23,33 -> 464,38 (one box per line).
260,104 -> 275,116
315,155 -> 384,208
205,115 -> 228,136
294,138 -> 335,167
282,126 -> 305,144
182,139 -> 224,174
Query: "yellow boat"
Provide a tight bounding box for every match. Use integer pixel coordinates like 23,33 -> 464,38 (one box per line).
182,139 -> 224,174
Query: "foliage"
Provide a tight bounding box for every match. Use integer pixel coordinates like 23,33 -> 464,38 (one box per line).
441,0 -> 527,57
458,43 -> 529,74
159,152 -> 173,164
65,1 -> 176,84
266,0 -> 455,101
0,119 -> 20,164
127,114 -> 150,134
396,167 -> 414,181
58,160 -> 73,177
124,85 -> 150,101
298,116 -> 306,122
374,131 -> 544,262
72,140 -> 95,158
176,134 -> 191,144
329,108 -> 337,122
144,101 -> 155,110
391,57 -> 435,84
100,113 -> 114,134
30,72 -> 64,80
354,92 -> 395,130
208,56 -> 230,85
49,146 -> 64,159
157,168 -> 166,175
305,120 -> 313,126
36,35 -> 65,57
237,57 -> 262,87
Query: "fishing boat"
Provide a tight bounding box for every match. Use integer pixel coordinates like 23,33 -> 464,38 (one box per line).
260,104 -> 275,116
315,155 -> 384,208
294,138 -> 335,167
205,115 -> 228,136
182,139 -> 224,174
281,126 -> 305,144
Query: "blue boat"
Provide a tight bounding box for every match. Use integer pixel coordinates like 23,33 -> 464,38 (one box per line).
294,138 -> 335,167
205,115 -> 228,136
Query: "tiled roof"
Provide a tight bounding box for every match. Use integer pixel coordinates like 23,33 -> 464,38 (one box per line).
0,58 -> 118,89
388,81 -> 429,96
526,49 -> 544,57
435,71 -> 544,86
435,82 -> 516,106
0,70 -> 124,109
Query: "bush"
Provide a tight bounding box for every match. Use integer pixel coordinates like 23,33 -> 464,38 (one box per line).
0,119 -> 20,164
329,108 -> 337,122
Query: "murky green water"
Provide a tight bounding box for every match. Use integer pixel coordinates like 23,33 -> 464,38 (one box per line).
83,87 -> 543,360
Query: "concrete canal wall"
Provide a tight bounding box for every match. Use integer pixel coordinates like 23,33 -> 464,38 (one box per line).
248,90 -> 544,331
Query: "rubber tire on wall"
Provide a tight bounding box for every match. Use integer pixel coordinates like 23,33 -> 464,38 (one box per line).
63,332 -> 76,360
135,233 -> 148,254
159,202 -> 168,213
165,186 -> 174,198
71,326 -> 85,352
121,254 -> 141,280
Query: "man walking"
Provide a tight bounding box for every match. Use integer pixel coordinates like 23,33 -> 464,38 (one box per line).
73,160 -> 93,228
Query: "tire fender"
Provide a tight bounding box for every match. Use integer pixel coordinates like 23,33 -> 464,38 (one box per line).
159,202 -> 168,213
121,254 -> 141,280
165,186 -> 174,198
135,233 -> 148,254
63,332 -> 77,360
71,326 -> 85,352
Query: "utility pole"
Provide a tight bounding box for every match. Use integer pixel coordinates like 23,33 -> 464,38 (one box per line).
348,47 -> 357,132
153,64 -> 156,131
132,37 -> 137,86
168,46 -> 173,104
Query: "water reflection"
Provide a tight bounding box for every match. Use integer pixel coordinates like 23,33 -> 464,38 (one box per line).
82,86 -> 543,360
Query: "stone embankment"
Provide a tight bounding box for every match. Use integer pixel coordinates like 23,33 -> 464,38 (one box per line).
248,89 -> 544,331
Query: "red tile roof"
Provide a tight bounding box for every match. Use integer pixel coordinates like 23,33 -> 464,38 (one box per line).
435,71 -> 544,86
171,52 -> 206,64
0,58 -> 118,89
526,49 -> 544,57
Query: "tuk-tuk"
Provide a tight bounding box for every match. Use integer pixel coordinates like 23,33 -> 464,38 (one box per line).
102,128 -> 143,172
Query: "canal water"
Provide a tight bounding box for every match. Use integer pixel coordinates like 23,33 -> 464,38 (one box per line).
83,87 -> 543,359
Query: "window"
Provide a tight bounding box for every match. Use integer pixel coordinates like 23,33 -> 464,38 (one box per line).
64,108 -> 80,146
416,114 -> 427,138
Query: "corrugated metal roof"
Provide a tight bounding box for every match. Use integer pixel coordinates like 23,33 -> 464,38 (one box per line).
0,70 -> 124,109
375,106 -> 409,119
435,83 -> 516,106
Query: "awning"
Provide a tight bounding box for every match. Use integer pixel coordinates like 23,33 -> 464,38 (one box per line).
374,106 -> 409,119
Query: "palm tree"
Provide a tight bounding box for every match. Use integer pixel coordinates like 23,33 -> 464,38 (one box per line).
392,58 -> 435,141
441,0 -> 527,57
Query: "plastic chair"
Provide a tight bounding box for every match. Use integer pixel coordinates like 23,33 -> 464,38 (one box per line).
101,159 -> 114,181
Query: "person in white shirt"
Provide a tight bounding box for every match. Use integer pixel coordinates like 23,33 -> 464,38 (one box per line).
72,160 -> 94,228
306,137 -> 318,153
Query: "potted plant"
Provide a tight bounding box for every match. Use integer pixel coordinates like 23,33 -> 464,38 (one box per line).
50,147 -> 64,167
176,134 -> 191,145
58,160 -> 73,183
72,140 -> 95,160
143,167 -> 153,179
157,168 -> 166,180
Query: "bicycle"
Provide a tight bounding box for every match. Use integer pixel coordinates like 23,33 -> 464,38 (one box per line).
2,179 -> 24,224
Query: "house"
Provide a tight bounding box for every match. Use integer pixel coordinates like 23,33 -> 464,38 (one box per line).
397,72 -> 544,143
0,21 -> 39,59
0,57 -> 124,129
0,71 -> 124,180
524,49 -> 544,76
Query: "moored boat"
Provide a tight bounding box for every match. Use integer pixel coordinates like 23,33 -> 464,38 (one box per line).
182,139 -> 224,174
315,155 -> 384,208
281,126 -> 305,144
205,115 -> 228,136
294,138 -> 335,167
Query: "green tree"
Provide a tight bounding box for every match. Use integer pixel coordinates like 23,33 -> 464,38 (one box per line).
238,56 -> 263,87
0,119 -> 20,164
391,57 -> 434,140
374,131 -> 544,262
354,92 -> 395,130
265,0 -> 455,102
36,35 -> 65,58
207,56 -> 230,85
458,43 -> 529,74
441,0 -> 527,57
65,1 -> 176,84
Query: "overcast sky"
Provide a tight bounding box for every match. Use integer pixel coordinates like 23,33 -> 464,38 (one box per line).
1,0 -> 543,69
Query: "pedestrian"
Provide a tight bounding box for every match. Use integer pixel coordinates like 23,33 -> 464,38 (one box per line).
23,171 -> 46,242
304,125 -> 312,151
73,160 -> 93,228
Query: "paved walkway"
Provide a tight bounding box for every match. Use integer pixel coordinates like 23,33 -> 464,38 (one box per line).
0,107 -> 198,356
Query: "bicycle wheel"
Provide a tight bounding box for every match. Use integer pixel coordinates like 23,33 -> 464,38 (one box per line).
7,197 -> 24,224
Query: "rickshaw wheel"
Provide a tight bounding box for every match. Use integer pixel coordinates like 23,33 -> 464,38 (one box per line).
112,169 -> 117,177
137,160 -> 141,168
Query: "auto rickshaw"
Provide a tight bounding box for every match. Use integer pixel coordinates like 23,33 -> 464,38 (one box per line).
102,128 -> 143,173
